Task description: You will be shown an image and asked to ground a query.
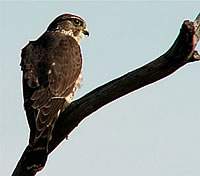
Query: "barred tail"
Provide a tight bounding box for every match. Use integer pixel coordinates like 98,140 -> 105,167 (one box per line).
26,127 -> 52,172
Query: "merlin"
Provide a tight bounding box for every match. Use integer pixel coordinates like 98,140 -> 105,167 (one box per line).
20,13 -> 89,171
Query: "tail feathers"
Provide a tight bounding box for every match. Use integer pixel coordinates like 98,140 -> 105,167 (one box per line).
26,128 -> 51,172
26,147 -> 48,172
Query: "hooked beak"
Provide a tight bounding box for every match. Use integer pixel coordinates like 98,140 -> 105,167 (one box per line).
82,27 -> 89,36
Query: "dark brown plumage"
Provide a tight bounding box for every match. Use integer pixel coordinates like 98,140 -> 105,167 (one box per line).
20,13 -> 89,171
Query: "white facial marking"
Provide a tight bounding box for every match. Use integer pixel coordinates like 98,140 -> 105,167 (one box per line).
49,28 -> 84,44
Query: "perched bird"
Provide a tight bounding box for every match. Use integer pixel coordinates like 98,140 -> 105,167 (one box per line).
20,13 -> 89,171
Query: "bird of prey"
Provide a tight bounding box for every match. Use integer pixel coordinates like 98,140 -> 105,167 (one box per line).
20,13 -> 89,171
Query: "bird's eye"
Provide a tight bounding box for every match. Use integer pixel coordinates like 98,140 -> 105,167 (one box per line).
71,19 -> 83,26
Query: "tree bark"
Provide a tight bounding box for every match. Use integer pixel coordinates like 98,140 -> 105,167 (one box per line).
12,14 -> 200,176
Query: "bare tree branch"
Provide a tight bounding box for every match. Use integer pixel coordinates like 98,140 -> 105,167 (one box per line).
12,14 -> 200,176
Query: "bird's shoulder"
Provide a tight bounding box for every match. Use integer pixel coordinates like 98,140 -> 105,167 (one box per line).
21,31 -> 82,89
21,32 -> 80,62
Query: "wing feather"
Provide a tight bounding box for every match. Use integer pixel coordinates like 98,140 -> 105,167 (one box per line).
21,32 -> 82,144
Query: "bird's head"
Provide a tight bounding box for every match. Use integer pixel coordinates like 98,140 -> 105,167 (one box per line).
47,13 -> 89,43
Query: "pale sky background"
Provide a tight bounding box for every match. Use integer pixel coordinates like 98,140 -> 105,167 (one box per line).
1,1 -> 200,176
